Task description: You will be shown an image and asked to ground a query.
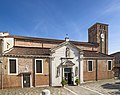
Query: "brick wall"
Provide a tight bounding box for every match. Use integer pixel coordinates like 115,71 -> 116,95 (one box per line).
35,58 -> 49,86
1,57 -> 49,88
15,39 -> 98,52
83,59 -> 114,81
88,23 -> 108,54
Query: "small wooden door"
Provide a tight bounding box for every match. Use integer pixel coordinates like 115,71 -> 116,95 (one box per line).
23,74 -> 30,87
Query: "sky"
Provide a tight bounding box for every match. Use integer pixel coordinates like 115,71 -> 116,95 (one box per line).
0,0 -> 120,54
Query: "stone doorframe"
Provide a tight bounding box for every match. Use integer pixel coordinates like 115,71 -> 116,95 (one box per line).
21,72 -> 32,88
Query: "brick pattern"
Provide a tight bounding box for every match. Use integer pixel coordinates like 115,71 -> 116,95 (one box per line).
35,58 -> 49,86
110,52 -> 120,77
83,59 -> 114,81
15,39 -> 98,52
15,40 -> 43,48
0,57 -> 49,88
88,23 -> 108,54
35,75 -> 49,86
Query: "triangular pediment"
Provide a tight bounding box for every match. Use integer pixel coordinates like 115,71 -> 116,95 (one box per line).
62,60 -> 75,66
51,41 -> 81,52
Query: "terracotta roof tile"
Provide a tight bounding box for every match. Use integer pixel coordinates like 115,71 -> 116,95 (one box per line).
5,46 -> 50,56
83,50 -> 113,58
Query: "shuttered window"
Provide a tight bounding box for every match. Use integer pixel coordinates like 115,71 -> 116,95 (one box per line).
35,59 -> 43,73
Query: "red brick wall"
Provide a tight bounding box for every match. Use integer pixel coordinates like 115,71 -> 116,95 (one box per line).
15,39 -> 98,52
35,58 -> 49,86
83,60 -> 96,81
35,75 -> 49,86
1,57 -> 50,88
83,59 -> 114,82
3,75 -> 21,88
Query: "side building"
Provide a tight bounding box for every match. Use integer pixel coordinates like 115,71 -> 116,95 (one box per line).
110,52 -> 120,79
0,23 -> 114,88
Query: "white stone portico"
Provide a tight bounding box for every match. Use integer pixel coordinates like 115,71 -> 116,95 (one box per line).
51,41 -> 83,86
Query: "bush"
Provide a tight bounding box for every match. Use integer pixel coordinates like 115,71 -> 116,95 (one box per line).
61,79 -> 67,87
75,78 -> 80,85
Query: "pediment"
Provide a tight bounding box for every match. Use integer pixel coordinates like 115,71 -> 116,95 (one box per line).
51,41 -> 81,52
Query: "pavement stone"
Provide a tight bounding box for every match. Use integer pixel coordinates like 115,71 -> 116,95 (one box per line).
0,87 -> 74,95
66,85 -> 100,95
81,79 -> 120,95
0,79 -> 119,95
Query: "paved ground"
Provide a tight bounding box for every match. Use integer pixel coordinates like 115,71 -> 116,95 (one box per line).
65,79 -> 120,95
66,85 -> 101,95
81,79 -> 120,95
0,79 -> 119,95
0,86 -> 74,95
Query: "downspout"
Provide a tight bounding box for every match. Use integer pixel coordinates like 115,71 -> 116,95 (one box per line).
96,59 -> 98,81
49,57 -> 52,86
79,51 -> 80,81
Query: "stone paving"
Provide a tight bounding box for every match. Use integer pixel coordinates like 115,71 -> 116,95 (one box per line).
66,85 -> 100,95
0,86 -> 74,95
0,79 -> 120,95
81,79 -> 120,95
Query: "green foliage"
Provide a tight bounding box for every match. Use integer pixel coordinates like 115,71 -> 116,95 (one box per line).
75,78 -> 80,85
61,79 -> 67,87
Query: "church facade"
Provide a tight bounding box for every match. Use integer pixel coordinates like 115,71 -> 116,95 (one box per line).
0,23 -> 114,88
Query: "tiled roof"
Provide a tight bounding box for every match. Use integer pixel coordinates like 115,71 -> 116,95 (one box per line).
5,35 -> 99,47
83,50 -> 113,58
110,52 -> 120,56
4,46 -> 50,56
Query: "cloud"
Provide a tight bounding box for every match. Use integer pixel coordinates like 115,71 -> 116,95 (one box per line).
103,1 -> 120,14
32,21 -> 43,32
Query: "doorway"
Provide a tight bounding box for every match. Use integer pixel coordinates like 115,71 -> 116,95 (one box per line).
23,73 -> 30,87
64,68 -> 72,84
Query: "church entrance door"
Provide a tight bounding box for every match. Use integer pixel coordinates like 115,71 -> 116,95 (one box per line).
64,68 -> 72,85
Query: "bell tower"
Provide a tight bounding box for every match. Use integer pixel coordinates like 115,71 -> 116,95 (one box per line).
88,23 -> 108,54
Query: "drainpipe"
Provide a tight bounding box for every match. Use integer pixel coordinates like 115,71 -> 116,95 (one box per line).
96,59 -> 98,81
0,60 -> 3,89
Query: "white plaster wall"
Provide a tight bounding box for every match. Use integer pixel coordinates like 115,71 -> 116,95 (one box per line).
51,44 -> 80,86
3,38 -> 14,52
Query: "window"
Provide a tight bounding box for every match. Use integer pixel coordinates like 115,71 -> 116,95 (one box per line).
108,60 -> 112,71
88,61 -> 93,71
35,59 -> 43,74
8,58 -> 18,75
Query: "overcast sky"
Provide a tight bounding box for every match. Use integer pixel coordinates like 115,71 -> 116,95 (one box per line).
0,0 -> 120,54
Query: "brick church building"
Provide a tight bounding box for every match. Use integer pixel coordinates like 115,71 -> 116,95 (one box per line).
0,23 -> 114,88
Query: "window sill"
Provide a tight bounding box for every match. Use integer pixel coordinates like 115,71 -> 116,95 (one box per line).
35,73 -> 43,75
88,71 -> 93,72
8,73 -> 18,75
